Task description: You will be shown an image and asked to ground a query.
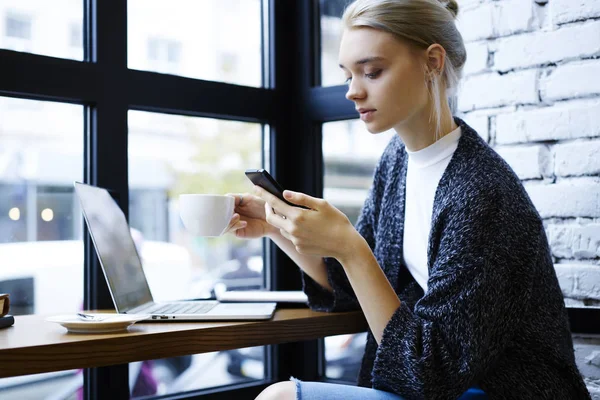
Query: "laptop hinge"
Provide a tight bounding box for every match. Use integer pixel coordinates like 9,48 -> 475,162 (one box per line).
125,302 -> 154,314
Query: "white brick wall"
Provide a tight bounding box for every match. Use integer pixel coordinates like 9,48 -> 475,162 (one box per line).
555,264 -> 600,301
555,140 -> 600,177
458,70 -> 538,111
493,21 -> 600,71
457,0 -> 535,42
526,178 -> 600,218
552,0 -> 600,25
463,41 -> 489,76
542,60 -> 600,101
457,3 -> 495,41
494,0 -> 535,37
547,223 -> 600,259
495,99 -> 600,144
495,145 -> 551,179
456,0 -> 600,389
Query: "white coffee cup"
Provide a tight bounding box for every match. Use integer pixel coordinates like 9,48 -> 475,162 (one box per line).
179,194 -> 235,237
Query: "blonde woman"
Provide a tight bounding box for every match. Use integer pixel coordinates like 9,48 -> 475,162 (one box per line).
226,0 -> 590,398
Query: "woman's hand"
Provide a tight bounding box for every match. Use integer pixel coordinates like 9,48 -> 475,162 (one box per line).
253,186 -> 360,261
223,193 -> 279,239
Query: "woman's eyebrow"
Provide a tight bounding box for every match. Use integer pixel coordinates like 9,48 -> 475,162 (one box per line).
339,56 -> 385,69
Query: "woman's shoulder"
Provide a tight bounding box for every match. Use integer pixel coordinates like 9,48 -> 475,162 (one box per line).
452,118 -> 522,189
376,134 -> 406,174
444,118 -> 541,219
381,133 -> 405,161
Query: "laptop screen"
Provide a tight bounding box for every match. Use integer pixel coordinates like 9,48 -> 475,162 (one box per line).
74,182 -> 153,312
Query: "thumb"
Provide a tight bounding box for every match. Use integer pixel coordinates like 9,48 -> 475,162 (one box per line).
283,190 -> 320,210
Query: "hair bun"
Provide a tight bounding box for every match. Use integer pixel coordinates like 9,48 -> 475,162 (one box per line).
440,0 -> 459,18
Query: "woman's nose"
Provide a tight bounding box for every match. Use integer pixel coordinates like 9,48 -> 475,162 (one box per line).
345,79 -> 365,101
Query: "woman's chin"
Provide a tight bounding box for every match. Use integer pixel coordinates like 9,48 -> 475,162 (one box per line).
364,121 -> 391,134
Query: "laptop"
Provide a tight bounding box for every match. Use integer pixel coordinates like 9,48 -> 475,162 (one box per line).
73,181 -> 276,321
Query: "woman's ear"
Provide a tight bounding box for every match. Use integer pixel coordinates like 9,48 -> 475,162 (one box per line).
425,44 -> 446,78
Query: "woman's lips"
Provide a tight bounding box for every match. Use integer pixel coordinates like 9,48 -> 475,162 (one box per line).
358,109 -> 376,122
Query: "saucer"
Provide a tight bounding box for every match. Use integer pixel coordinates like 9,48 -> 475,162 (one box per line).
46,314 -> 150,334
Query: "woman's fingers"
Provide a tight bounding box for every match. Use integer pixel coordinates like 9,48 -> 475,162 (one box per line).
224,213 -> 241,234
231,220 -> 247,231
264,202 -> 293,229
253,186 -> 296,218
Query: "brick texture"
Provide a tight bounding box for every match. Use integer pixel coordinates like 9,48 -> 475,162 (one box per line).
455,0 -> 600,389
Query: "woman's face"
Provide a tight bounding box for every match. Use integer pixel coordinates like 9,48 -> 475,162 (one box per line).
338,27 -> 429,134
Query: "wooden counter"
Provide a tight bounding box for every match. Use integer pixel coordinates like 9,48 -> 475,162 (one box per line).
0,309 -> 367,378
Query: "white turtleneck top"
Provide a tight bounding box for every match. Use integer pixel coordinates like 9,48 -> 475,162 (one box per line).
402,126 -> 462,291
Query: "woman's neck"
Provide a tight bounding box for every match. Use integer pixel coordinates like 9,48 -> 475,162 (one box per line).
394,101 -> 457,152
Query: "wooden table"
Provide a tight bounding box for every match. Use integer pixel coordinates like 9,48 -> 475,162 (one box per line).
0,309 -> 367,378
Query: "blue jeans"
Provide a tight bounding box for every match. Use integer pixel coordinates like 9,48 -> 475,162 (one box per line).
292,378 -> 488,400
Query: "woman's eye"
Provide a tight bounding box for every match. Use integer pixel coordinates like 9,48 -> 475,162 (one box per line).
365,70 -> 382,79
344,70 -> 381,84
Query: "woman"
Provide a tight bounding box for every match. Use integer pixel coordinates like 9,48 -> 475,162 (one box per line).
226,0 -> 590,399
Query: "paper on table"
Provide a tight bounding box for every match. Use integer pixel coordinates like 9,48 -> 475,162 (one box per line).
216,290 -> 308,303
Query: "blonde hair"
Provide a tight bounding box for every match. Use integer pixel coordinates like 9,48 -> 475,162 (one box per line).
342,0 -> 467,139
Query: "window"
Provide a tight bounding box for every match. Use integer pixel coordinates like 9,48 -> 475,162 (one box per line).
148,38 -> 181,64
146,37 -> 182,74
5,12 -> 31,40
0,97 -> 83,399
129,0 -> 263,86
0,96 -> 83,312
0,1 -> 83,60
69,23 -> 82,48
128,111 -> 266,396
319,0 -> 352,86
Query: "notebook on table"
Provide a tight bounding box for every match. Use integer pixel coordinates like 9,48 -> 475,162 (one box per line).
73,182 -> 276,321
216,290 -> 308,303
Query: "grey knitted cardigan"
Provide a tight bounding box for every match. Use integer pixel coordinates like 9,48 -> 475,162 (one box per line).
301,118 -> 590,399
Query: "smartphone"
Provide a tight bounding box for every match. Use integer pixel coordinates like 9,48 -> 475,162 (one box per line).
245,169 -> 309,209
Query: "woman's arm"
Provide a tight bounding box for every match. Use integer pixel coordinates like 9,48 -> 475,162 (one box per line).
271,222 -> 398,343
336,232 -> 400,344
267,230 -> 332,292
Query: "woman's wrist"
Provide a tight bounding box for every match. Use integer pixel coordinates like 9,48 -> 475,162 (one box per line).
265,224 -> 282,241
336,228 -> 369,266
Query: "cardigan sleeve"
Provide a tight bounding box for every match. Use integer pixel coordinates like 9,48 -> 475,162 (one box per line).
371,189 -> 539,399
300,144 -> 389,312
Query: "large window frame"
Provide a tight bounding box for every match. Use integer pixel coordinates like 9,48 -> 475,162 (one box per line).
0,0 -> 596,399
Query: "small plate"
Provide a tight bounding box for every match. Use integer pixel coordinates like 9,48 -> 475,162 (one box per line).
46,314 -> 150,334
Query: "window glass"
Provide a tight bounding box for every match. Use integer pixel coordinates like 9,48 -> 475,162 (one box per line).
128,110 -> 265,397
128,0 -> 263,87
0,97 -> 84,397
320,0 -> 352,86
0,0 -> 84,60
322,119 -> 394,381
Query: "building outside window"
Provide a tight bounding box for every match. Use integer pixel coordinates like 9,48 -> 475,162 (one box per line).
5,12 -> 31,40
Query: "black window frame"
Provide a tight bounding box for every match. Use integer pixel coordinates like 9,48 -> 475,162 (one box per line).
0,0 -> 596,399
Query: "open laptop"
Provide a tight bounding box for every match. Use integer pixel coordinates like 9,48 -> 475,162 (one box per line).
73,181 -> 276,321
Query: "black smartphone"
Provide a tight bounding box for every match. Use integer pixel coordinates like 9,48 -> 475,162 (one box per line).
245,169 -> 309,209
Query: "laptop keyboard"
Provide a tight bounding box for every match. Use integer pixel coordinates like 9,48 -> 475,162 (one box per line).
148,302 -> 217,315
